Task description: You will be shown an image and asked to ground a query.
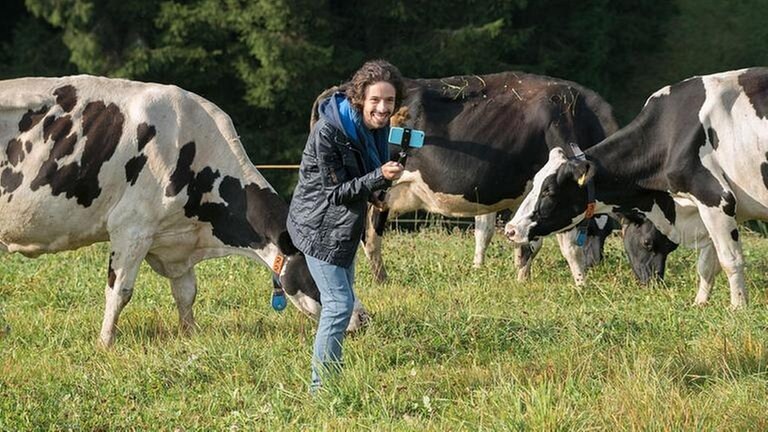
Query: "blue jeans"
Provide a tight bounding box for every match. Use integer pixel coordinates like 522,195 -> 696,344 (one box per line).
305,254 -> 356,392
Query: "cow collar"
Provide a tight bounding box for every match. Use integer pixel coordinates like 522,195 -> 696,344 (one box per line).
270,253 -> 287,311
568,143 -> 596,246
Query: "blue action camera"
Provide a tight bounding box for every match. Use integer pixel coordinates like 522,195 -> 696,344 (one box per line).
388,127 -> 425,149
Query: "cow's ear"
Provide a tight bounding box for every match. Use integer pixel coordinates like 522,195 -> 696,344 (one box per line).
558,160 -> 595,187
571,160 -> 595,188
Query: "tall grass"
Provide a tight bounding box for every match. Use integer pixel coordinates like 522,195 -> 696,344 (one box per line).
1,228 -> 767,430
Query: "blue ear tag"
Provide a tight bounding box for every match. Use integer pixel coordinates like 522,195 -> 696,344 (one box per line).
271,273 -> 287,312
271,289 -> 287,311
575,228 -> 587,247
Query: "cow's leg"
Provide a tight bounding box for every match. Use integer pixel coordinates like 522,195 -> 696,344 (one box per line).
99,234 -> 153,346
473,213 -> 496,268
556,229 -> 587,286
362,205 -> 388,283
693,241 -> 721,305
583,215 -> 611,268
515,238 -> 543,281
693,204 -> 746,307
170,268 -> 197,334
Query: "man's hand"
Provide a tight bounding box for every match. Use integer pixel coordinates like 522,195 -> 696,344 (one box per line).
381,161 -> 404,181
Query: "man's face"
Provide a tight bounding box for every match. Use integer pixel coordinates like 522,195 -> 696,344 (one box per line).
362,81 -> 396,130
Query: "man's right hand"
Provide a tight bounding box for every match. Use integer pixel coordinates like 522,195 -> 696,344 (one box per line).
381,161 -> 404,181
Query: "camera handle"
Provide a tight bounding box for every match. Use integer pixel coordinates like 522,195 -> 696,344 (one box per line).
373,130 -> 414,235
373,151 -> 410,235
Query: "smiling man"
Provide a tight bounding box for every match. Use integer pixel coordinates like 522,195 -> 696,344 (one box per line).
287,59 -> 405,392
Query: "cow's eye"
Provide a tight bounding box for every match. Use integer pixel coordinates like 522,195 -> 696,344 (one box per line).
541,188 -> 552,197
643,239 -> 653,250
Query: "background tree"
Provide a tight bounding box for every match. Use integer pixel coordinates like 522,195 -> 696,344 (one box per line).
4,0 -> 765,197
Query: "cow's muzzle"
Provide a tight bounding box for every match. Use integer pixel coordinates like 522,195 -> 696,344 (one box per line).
504,222 -> 530,245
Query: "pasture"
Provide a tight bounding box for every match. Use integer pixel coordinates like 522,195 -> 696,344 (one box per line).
1,227 -> 768,430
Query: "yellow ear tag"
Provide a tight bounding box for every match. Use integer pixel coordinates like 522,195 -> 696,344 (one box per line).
577,173 -> 587,186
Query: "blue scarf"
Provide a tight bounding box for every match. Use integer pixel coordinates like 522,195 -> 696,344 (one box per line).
338,97 -> 389,173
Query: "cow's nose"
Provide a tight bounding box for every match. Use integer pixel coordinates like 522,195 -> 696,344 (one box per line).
504,225 -> 517,240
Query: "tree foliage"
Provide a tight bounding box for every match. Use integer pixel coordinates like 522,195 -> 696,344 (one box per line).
2,0 -> 765,194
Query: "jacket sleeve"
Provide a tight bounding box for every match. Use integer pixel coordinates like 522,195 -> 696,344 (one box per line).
315,128 -> 391,206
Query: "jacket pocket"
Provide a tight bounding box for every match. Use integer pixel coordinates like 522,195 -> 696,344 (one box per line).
321,153 -> 349,185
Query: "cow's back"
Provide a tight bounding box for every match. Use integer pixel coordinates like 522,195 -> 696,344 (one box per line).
631,68 -> 768,221
396,72 -> 617,213
0,75 -> 270,256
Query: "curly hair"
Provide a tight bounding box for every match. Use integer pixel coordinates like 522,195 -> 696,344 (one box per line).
345,59 -> 405,112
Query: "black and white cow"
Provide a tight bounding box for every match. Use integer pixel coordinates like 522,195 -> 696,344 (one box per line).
506,68 -> 768,307
0,75 -> 367,346
313,72 -> 621,286
621,197 -> 732,306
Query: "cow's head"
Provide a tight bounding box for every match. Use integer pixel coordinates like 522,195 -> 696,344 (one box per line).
277,237 -> 368,332
505,148 -> 595,243
621,215 -> 679,283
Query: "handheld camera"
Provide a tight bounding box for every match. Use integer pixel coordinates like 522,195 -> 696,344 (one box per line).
388,127 -> 425,165
373,127 -> 426,235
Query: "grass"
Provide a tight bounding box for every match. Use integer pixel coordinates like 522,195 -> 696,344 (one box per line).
1,227 -> 768,430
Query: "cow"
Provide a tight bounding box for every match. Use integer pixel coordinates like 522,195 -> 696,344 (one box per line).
312,72 -> 623,286
622,198 -> 730,306
505,68 -> 768,307
0,75 -> 367,346
619,213 -> 679,283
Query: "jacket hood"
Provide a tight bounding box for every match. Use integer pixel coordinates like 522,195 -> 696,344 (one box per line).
317,92 -> 350,139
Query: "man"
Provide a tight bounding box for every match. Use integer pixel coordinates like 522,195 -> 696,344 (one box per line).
287,60 -> 405,391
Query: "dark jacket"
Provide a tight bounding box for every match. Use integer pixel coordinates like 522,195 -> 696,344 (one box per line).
287,95 -> 391,266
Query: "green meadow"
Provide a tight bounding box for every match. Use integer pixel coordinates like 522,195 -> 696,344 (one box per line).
1,227 -> 767,431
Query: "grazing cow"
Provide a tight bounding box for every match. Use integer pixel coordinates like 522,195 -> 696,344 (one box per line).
312,72 -> 622,285
506,68 -> 768,307
622,198 -> 731,306
620,213 -> 679,283
0,75 -> 367,346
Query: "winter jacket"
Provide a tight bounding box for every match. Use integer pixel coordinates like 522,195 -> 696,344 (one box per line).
287,95 -> 391,266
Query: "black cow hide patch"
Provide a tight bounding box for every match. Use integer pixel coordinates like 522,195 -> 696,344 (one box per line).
762,152 -> 768,190
136,123 -> 156,151
166,141 -> 196,197
6,139 -> 23,166
124,123 -> 155,186
18,106 -> 48,133
738,68 -> 768,119
54,85 -> 78,113
30,97 -> 125,207
108,252 -> 116,288
0,168 -> 23,193
125,155 -> 147,186
706,127 -> 719,150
